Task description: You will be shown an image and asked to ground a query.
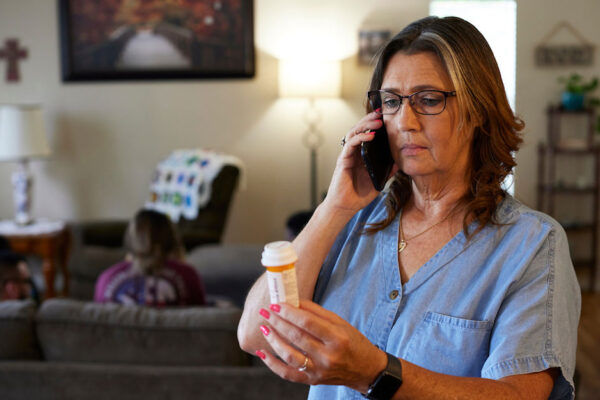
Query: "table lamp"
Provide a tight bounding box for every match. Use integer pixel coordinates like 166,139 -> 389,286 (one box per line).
279,59 -> 341,208
0,104 -> 51,225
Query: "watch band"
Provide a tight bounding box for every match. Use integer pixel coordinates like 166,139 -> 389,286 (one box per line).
364,352 -> 403,400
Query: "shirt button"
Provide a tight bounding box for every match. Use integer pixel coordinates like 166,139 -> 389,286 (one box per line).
389,290 -> 399,300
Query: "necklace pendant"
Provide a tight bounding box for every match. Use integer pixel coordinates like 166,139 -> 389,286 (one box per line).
398,240 -> 407,253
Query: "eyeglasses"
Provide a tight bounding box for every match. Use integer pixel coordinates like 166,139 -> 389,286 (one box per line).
368,89 -> 456,116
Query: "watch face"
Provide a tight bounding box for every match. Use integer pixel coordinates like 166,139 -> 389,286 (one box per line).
366,353 -> 403,400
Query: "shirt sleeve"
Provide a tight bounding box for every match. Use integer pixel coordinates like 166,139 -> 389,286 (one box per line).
481,224 -> 581,399
93,269 -> 110,302
313,194 -> 390,304
313,206 -> 368,304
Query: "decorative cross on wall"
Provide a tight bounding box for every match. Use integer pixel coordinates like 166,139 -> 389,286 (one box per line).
0,38 -> 28,82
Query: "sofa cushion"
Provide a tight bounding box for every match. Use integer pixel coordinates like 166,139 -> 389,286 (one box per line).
188,244 -> 264,307
36,299 -> 249,366
68,246 -> 126,300
0,300 -> 41,360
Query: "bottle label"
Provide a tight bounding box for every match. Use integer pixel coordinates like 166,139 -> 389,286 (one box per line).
266,268 -> 299,307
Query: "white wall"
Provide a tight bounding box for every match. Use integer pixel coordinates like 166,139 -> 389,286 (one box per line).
0,0 -> 429,244
0,0 -> 598,244
515,0 -> 600,208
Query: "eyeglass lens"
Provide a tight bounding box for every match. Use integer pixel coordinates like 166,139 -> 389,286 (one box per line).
370,90 -> 450,115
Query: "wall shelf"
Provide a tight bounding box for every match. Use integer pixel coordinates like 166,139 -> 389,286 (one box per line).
537,106 -> 598,291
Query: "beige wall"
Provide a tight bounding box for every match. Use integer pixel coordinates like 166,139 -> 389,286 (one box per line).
0,0 -> 598,244
515,0 -> 600,208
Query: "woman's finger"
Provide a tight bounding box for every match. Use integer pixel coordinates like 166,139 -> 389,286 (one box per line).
260,308 -> 323,354
258,323 -> 313,371
256,349 -> 313,383
268,302 -> 353,347
299,300 -> 351,326
273,302 -> 342,339
342,112 -> 383,147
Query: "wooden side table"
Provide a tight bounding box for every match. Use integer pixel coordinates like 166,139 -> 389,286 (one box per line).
0,219 -> 71,298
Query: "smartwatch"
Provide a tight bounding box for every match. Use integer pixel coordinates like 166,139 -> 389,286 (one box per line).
363,352 -> 403,400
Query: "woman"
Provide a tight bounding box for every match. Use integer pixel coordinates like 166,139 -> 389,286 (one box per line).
94,209 -> 206,306
238,16 -> 580,400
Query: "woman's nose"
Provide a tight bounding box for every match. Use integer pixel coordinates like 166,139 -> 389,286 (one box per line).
394,100 -> 420,133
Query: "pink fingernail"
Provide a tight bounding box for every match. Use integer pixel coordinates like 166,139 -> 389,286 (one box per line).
269,304 -> 281,312
260,325 -> 270,336
368,131 -> 375,135
375,108 -> 381,113
259,308 -> 270,319
255,350 -> 266,360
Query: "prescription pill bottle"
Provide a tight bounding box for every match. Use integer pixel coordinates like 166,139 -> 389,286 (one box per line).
262,241 -> 299,307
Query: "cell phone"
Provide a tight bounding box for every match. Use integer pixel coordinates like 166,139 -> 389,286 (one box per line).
361,122 -> 394,191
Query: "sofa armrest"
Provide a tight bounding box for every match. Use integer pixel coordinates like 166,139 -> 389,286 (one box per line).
0,300 -> 41,360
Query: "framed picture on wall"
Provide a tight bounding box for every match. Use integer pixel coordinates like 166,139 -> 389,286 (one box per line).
58,0 -> 255,81
358,29 -> 391,66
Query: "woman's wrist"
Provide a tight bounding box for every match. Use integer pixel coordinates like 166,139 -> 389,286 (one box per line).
317,197 -> 361,224
355,347 -> 389,394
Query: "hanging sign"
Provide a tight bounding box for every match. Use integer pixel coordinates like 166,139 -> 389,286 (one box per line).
535,21 -> 594,67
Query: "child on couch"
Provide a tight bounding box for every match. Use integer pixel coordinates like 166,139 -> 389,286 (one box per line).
94,209 -> 206,306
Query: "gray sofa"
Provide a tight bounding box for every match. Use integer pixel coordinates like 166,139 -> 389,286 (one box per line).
0,298 -> 309,400
1,243 -> 309,399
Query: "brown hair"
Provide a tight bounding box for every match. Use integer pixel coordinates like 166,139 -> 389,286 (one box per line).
365,16 -> 524,238
0,251 -> 27,298
124,209 -> 184,275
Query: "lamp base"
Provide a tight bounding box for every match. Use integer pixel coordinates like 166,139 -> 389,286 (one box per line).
302,98 -> 325,209
12,160 -> 33,226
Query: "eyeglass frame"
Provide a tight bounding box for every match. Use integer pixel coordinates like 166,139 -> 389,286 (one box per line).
368,89 -> 457,116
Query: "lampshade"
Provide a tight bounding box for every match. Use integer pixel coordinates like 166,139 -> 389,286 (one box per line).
0,104 -> 51,161
279,59 -> 341,98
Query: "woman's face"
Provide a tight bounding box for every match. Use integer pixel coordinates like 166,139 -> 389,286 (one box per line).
381,51 -> 473,182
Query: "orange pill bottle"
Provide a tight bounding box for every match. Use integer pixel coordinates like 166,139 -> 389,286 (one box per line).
262,241 -> 299,307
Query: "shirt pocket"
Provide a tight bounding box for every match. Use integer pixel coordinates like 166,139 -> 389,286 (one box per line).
404,311 -> 492,377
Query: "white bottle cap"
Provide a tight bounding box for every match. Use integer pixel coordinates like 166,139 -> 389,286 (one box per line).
261,241 -> 298,267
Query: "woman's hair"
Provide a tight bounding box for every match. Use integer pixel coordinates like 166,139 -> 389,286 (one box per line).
124,209 -> 185,275
365,16 -> 524,238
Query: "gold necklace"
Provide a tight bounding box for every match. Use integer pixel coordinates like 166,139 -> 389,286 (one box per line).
398,208 -> 460,253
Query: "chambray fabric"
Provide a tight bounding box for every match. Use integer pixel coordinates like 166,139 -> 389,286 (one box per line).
309,195 -> 580,400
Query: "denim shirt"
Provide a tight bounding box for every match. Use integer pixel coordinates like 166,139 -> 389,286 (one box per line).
309,195 -> 580,400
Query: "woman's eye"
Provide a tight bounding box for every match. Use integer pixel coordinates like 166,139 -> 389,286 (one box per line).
383,98 -> 400,108
419,96 -> 442,106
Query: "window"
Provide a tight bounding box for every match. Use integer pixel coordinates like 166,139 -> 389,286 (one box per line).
430,0 -> 517,193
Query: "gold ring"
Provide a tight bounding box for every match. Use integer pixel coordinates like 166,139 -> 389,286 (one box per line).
298,355 -> 309,372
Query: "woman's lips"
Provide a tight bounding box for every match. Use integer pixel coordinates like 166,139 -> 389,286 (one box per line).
401,144 -> 427,156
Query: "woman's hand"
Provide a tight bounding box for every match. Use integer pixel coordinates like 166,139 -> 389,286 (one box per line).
323,111 -> 398,215
255,300 -> 387,393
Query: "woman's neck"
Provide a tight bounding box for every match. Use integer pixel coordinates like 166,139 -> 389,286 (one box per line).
408,174 -> 470,219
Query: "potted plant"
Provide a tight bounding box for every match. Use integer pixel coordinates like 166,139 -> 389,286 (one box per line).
558,73 -> 598,111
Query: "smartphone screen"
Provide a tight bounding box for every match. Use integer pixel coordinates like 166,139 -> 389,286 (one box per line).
361,124 -> 394,191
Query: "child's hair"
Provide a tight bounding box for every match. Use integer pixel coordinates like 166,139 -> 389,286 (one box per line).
124,209 -> 184,275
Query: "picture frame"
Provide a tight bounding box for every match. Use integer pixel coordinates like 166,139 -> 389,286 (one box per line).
358,29 -> 391,66
58,0 -> 255,82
